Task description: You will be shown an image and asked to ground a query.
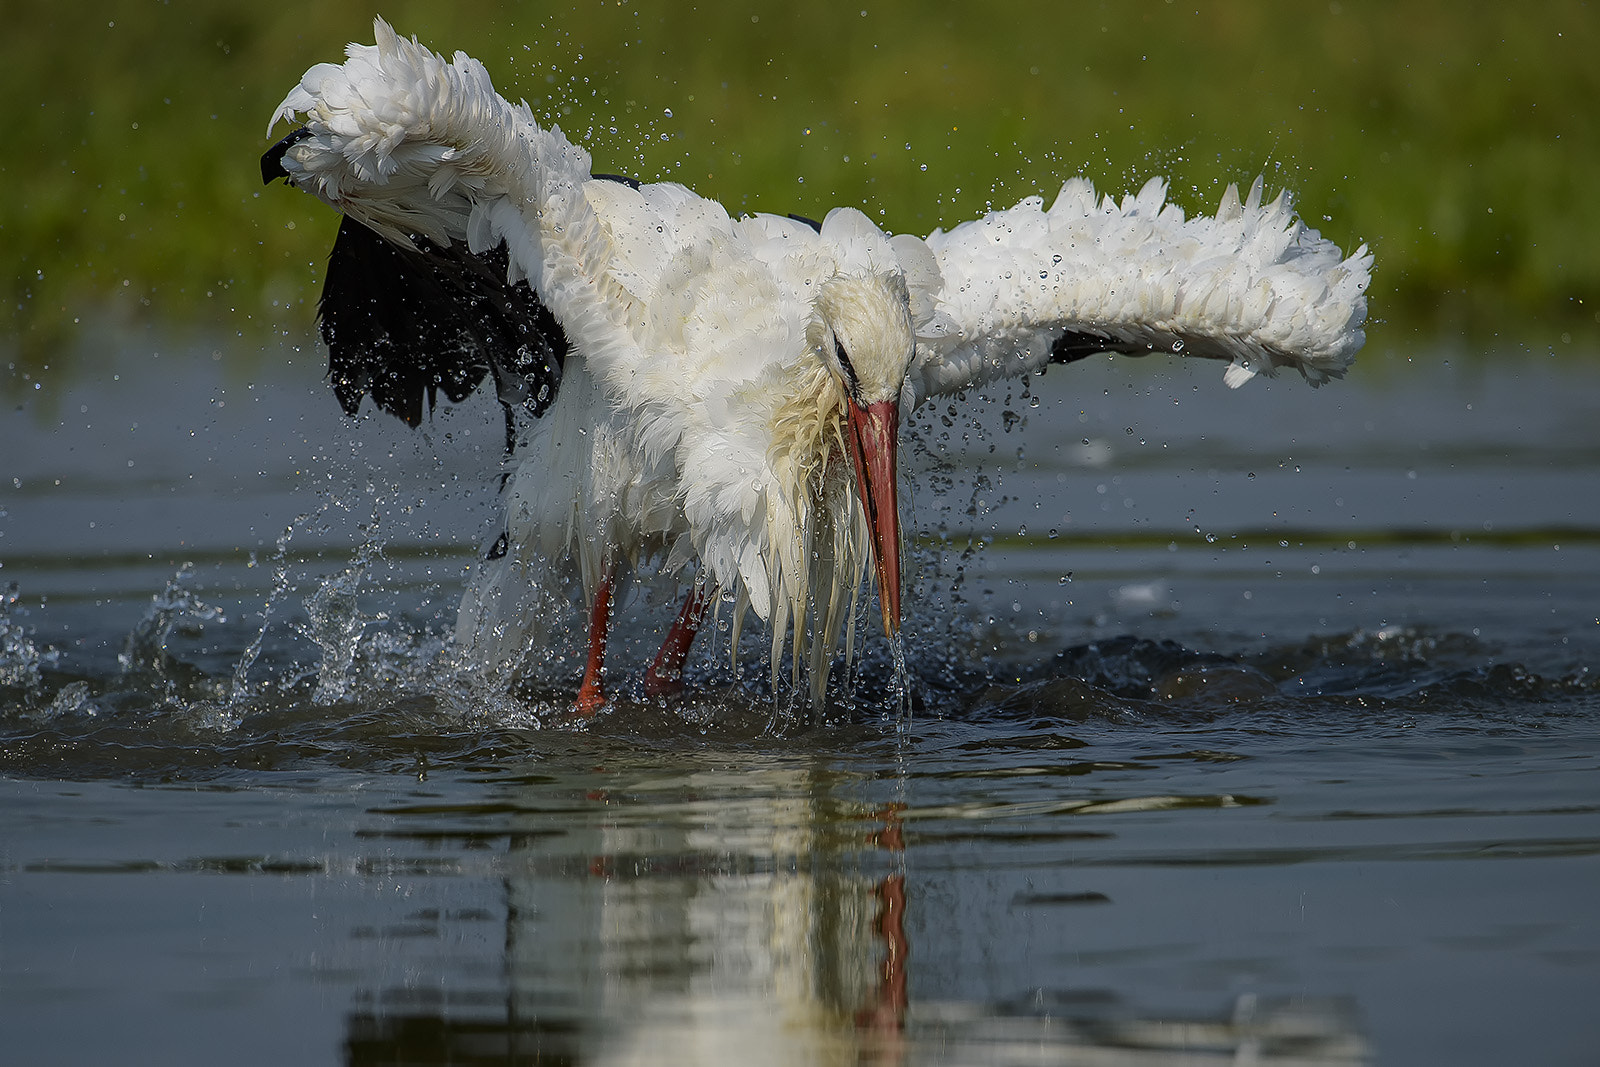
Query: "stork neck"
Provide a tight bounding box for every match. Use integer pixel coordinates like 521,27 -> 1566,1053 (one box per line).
766,363 -> 849,496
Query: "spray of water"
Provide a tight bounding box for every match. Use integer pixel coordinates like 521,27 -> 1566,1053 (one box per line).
231,509 -> 327,707
0,581 -> 52,692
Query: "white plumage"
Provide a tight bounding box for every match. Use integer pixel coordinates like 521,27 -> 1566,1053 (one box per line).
264,20 -> 1371,710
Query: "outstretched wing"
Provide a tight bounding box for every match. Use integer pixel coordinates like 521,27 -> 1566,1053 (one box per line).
263,131 -> 571,444
261,20 -> 598,443
318,214 -> 567,429
902,177 -> 1372,406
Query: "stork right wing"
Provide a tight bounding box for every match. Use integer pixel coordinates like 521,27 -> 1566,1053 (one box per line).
903,177 -> 1372,407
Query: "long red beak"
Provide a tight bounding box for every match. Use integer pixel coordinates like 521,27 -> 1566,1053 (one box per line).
846,398 -> 902,636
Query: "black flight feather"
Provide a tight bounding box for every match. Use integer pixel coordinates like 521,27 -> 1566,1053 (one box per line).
317,217 -> 567,432
262,128 -> 576,445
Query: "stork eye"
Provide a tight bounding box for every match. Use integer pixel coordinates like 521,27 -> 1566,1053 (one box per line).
834,340 -> 860,395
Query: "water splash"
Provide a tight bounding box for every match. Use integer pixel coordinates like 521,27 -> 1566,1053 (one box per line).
118,563 -> 227,685
886,633 -> 913,730
300,539 -> 390,705
231,510 -> 323,705
0,581 -> 52,691
42,679 -> 94,719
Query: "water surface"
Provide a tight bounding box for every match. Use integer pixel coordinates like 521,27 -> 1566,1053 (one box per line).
3,341 -> 1598,1065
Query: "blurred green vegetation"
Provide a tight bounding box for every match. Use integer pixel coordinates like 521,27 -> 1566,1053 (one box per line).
4,0 -> 1598,388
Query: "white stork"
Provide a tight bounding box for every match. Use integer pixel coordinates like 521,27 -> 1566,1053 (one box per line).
262,20 -> 1371,712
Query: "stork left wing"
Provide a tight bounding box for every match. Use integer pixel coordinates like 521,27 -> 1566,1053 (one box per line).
902,177 -> 1372,407
317,215 -> 567,430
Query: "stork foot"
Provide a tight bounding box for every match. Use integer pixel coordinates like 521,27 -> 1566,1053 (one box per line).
574,563 -> 617,717
642,582 -> 712,701
574,678 -> 607,715
640,673 -> 682,700
641,661 -> 689,700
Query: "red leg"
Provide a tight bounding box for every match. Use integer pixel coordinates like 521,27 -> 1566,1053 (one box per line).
575,563 -> 617,715
642,582 -> 713,699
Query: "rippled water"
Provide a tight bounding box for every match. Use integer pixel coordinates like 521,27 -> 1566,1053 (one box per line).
3,340 -> 1599,1064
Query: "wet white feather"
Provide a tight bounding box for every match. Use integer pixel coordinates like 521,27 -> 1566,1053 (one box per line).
904,176 -> 1371,406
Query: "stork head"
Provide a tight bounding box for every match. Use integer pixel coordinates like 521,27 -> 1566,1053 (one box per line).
813,271 -> 916,637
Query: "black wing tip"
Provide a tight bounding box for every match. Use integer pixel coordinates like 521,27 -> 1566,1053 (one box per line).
261,127 -> 312,185
317,216 -> 568,437
1049,330 -> 1147,366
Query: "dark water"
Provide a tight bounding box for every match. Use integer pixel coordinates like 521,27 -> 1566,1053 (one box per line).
3,340 -> 1599,1065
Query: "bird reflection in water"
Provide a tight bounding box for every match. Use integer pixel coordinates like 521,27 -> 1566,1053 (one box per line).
855,803 -> 910,1061
340,766 -> 1367,1065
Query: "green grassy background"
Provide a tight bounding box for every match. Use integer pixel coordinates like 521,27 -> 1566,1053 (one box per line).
4,0 -> 1596,388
